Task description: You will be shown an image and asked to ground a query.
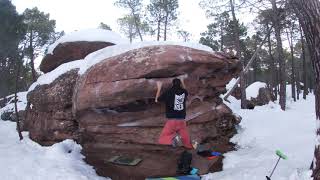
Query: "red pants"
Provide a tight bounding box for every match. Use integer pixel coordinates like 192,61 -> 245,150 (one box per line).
158,119 -> 193,148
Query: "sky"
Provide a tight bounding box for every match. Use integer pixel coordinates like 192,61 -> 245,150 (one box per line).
11,0 -> 212,42
11,0 -> 258,68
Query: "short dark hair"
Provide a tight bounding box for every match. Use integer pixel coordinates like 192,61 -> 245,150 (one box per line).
172,78 -> 181,88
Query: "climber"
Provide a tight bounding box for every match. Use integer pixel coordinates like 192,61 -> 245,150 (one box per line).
155,78 -> 193,149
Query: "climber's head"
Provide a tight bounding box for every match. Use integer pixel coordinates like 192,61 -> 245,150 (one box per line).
172,78 -> 182,89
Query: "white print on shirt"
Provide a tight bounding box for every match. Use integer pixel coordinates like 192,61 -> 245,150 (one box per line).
174,93 -> 185,111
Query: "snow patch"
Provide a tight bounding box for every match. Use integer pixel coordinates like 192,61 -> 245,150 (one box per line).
0,92 -> 28,113
31,40 -> 212,92
117,122 -> 141,127
226,78 -> 238,91
28,60 -> 83,92
47,29 -> 129,54
246,81 -> 267,98
79,41 -> 213,74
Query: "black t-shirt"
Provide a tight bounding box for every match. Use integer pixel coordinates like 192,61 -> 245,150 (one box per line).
158,87 -> 188,119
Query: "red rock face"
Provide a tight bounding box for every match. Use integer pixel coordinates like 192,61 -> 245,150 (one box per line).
71,45 -> 241,179
26,45 -> 241,179
25,70 -> 80,145
40,41 -> 114,73
73,45 -> 239,113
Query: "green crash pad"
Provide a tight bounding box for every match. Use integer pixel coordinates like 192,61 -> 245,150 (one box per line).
106,155 -> 142,166
146,175 -> 200,180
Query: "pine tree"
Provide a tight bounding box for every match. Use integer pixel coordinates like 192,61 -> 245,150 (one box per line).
147,0 -> 178,41
199,12 -> 230,51
22,7 -> 56,82
270,0 -> 286,110
118,15 -> 150,43
0,0 -> 25,97
199,11 -> 247,53
289,0 -> 320,179
115,0 -> 144,41
161,0 -> 178,41
147,0 -> 164,41
299,23 -> 308,99
99,22 -> 112,30
285,12 -> 299,102
199,0 -> 248,108
200,23 -> 222,51
257,8 -> 278,98
177,30 -> 191,42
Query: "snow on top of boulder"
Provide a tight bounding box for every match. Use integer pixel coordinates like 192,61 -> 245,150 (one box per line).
29,41 -> 213,92
47,29 -> 129,54
246,81 -> 267,98
28,60 -> 83,92
79,41 -> 213,74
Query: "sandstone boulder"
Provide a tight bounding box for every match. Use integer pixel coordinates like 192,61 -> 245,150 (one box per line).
0,111 -> 12,121
251,87 -> 275,106
231,83 -> 275,108
40,41 -> 114,73
72,45 -> 241,179
25,69 -> 80,145
73,45 -> 239,112
25,44 -> 241,179
0,97 -> 8,108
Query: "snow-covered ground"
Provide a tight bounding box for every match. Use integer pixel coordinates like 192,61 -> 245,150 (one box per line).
0,92 -> 108,180
0,122 -> 108,180
203,95 -> 316,180
0,86 -> 316,180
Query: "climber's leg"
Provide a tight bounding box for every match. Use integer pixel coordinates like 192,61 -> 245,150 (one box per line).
177,121 -> 193,149
158,120 -> 177,145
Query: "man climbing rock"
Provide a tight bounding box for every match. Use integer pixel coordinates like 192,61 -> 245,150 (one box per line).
155,78 -> 193,149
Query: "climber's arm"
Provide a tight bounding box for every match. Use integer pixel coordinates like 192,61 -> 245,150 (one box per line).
181,78 -> 186,89
155,81 -> 162,103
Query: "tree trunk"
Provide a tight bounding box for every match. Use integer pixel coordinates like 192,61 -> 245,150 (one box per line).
164,12 -> 168,41
133,15 -> 143,42
157,20 -> 161,41
129,34 -> 133,43
14,60 -> 23,141
223,26 -> 271,102
300,23 -> 308,99
128,4 -> 143,42
267,24 -> 277,99
129,23 -> 133,43
220,24 -> 224,51
30,30 -> 36,82
271,0 -> 286,110
286,29 -> 296,101
30,53 -> 36,82
230,0 -> 247,109
253,37 -> 258,83
310,72 -> 314,93
289,0 -> 320,179
297,70 -> 301,100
